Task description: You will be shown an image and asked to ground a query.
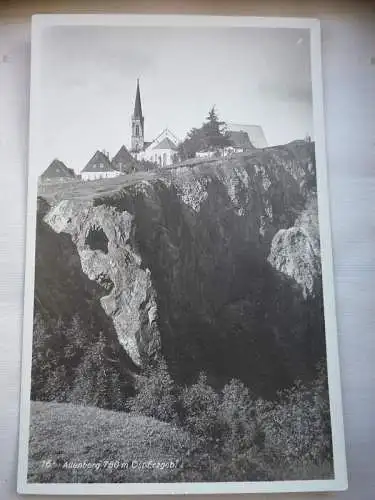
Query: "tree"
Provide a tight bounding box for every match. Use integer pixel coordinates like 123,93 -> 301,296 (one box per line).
219,379 -> 256,453
180,372 -> 223,444
68,331 -> 126,410
178,106 -> 230,160
126,358 -> 179,423
202,106 -> 231,150
31,312 -> 71,401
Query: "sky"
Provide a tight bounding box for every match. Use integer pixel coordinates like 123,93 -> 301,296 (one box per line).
38,25 -> 314,173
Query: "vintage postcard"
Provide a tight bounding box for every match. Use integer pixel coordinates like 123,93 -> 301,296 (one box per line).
18,14 -> 347,495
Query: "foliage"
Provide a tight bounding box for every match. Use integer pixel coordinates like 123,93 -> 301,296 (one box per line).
125,358 -> 179,423
31,312 -> 82,402
126,359 -> 333,482
68,331 -> 125,411
256,361 -> 332,474
32,311 -> 127,410
132,158 -> 158,173
219,378 -> 257,453
180,373 -> 223,444
177,106 -> 231,160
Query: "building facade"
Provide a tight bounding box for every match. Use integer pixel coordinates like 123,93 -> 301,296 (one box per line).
130,80 -> 178,167
81,150 -> 121,181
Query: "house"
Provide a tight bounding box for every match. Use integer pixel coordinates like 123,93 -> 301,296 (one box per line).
195,150 -> 217,159
228,130 -> 254,151
130,79 -> 179,167
80,150 -> 121,181
39,159 -> 76,182
227,123 -> 268,149
195,131 -> 253,159
224,130 -> 254,155
112,145 -> 134,173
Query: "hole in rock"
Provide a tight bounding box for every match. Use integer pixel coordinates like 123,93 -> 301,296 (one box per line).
85,226 -> 109,254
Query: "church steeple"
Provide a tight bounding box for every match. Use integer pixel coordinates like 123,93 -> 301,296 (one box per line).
131,79 -> 145,152
133,78 -> 143,119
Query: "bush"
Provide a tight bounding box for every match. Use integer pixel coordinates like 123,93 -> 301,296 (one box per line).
124,358 -> 333,481
180,373 -> 222,445
125,358 -> 178,423
256,362 -> 332,476
219,379 -> 257,453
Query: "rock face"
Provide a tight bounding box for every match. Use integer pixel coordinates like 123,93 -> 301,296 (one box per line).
35,142 -> 324,400
45,201 -> 160,366
268,226 -> 321,299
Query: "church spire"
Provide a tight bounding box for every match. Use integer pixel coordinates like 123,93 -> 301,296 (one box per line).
133,78 -> 143,119
131,79 -> 145,152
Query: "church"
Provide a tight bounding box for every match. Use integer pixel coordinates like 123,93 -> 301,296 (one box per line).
130,79 -> 179,167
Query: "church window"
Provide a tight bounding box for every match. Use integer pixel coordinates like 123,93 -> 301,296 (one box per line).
163,153 -> 167,166
135,124 -> 139,136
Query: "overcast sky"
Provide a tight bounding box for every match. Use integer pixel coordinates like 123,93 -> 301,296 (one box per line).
38,25 -> 313,173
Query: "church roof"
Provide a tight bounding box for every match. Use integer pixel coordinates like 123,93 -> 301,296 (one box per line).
112,145 -> 133,165
81,150 -> 113,173
133,79 -> 143,119
229,130 -> 254,150
153,137 -> 177,150
40,159 -> 75,179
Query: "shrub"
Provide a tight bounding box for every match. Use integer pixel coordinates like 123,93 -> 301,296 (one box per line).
180,373 -> 223,445
256,364 -> 332,474
123,357 -> 332,482
219,379 -> 257,453
125,358 -> 178,423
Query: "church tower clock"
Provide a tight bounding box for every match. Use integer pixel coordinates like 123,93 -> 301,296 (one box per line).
131,79 -> 145,152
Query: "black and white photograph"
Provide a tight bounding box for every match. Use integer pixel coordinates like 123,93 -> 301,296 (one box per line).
17,14 -> 347,495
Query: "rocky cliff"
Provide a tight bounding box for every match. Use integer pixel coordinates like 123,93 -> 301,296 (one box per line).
33,142 -> 324,401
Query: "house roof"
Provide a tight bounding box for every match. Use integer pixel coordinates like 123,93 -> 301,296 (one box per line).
81,150 -> 113,173
153,137 -> 177,150
133,79 -> 143,119
229,130 -> 254,150
112,145 -> 133,164
40,159 -> 75,179
227,123 -> 268,149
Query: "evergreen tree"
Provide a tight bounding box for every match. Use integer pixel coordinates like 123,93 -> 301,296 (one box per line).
202,106 -> 231,150
126,358 -> 178,423
177,106 -> 230,159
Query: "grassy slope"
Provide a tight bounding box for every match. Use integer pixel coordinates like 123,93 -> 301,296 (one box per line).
28,401 -> 191,483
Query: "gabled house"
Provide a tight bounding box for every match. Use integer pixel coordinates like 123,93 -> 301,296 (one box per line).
40,159 -> 76,182
112,145 -> 134,174
81,150 -> 120,181
227,123 -> 268,149
228,131 -> 254,151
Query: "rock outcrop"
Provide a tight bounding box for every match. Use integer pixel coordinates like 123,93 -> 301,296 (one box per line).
268,226 -> 321,299
34,142 -> 323,400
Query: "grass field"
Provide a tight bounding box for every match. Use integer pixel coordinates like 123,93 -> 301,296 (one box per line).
28,401 -> 192,483
37,170 -> 159,204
